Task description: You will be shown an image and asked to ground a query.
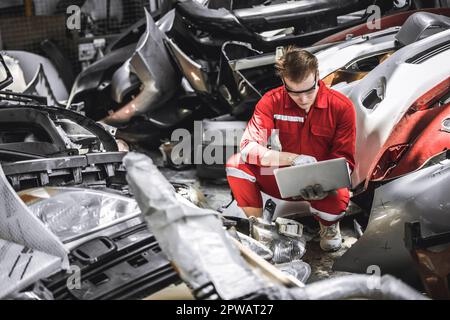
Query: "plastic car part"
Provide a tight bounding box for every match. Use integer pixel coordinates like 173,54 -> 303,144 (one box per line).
176,0 -> 384,50
276,217 -> 303,239
40,39 -> 75,93
346,28 -> 450,188
6,281 -> 55,300
250,216 -> 276,248
101,8 -> 179,126
6,50 -> 69,101
22,187 -> 141,243
248,214 -> 307,263
271,237 -> 306,264
395,11 -> 450,46
196,119 -> 247,179
262,198 -> 276,222
404,221 -> 450,300
0,104 -> 119,157
23,64 -> 65,108
67,43 -> 137,120
314,8 -> 450,45
0,54 -> 15,90
166,37 -> 210,93
40,223 -> 180,300
109,60 -> 139,104
220,12 -> 450,114
366,77 -> 450,183
322,51 -> 395,87
0,108 -> 68,154
334,151 -> 450,287
2,151 -> 126,191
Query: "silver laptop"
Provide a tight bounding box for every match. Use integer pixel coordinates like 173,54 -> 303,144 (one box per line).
274,157 -> 351,198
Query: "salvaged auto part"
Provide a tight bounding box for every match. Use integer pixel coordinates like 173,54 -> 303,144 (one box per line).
344,28 -> 450,189
334,151 -> 450,288
67,8 -> 202,148
405,221 -> 450,300
249,215 -> 307,264
66,42 -> 138,118
160,1 -> 405,122
67,5 -> 176,118
69,8 -> 179,125
352,75 -> 450,212
196,118 -> 247,179
315,7 -> 450,45
3,50 -> 69,101
0,105 -> 118,162
124,151 -> 279,299
174,0 -> 400,56
67,2 -> 399,147
219,11 -> 450,114
124,151 -> 428,300
1,152 -> 196,299
271,237 -> 306,264
365,77 -> 450,182
20,187 -> 141,244
23,64 -> 66,108
101,9 -> 179,126
39,222 -> 180,300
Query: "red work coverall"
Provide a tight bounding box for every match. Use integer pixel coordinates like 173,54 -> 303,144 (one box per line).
226,80 -> 356,225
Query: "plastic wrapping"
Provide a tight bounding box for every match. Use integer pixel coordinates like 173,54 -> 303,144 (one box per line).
288,274 -> 429,300
24,188 -> 140,242
275,260 -> 311,284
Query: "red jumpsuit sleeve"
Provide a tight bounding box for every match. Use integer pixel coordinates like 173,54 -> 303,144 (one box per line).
329,103 -> 356,172
240,95 -> 274,166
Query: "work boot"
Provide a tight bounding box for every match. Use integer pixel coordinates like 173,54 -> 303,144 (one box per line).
319,221 -> 342,252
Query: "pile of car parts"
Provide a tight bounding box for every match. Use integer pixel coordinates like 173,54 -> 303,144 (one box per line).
334,151 -> 450,290
124,151 -> 429,300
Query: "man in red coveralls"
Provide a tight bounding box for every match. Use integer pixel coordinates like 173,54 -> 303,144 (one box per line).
226,46 -> 356,252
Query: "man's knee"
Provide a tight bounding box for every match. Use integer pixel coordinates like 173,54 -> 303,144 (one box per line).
310,188 -> 350,225
226,153 -> 263,208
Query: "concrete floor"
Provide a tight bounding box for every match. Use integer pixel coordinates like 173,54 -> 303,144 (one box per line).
148,150 -> 360,284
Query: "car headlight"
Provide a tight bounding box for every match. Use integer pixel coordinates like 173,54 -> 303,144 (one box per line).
19,187 -> 141,241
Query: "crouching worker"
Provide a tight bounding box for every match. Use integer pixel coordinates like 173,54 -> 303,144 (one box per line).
226,46 -> 356,252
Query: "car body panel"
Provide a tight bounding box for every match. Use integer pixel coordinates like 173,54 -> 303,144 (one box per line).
340,29 -> 450,187
314,7 -> 450,45
334,153 -> 450,287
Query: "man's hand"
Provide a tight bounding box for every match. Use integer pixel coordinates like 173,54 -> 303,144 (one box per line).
299,184 -> 330,200
291,154 -> 317,166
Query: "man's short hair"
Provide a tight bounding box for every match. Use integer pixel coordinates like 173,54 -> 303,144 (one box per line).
275,46 -> 318,83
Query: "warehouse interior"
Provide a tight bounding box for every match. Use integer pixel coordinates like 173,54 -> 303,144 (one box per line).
0,0 -> 449,301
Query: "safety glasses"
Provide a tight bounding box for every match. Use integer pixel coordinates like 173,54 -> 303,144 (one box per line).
282,73 -> 318,96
